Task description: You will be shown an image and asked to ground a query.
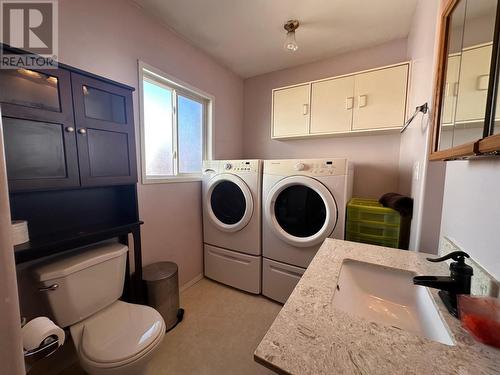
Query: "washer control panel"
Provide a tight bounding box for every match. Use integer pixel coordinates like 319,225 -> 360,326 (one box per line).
231,160 -> 260,172
294,162 -> 305,171
203,160 -> 261,174
264,159 -> 348,176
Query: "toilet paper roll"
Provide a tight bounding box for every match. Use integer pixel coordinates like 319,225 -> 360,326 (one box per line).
22,317 -> 65,351
11,220 -> 29,245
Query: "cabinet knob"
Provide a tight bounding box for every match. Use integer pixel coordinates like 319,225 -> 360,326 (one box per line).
65,126 -> 75,133
358,95 -> 368,108
78,128 -> 87,135
294,163 -> 306,171
303,104 -> 309,115
346,97 -> 354,110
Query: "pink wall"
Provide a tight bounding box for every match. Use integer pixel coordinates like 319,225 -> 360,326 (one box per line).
242,39 -> 408,198
57,0 -> 244,285
399,0 -> 445,253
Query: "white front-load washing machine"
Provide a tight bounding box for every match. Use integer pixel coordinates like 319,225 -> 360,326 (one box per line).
262,158 -> 353,303
202,160 -> 262,294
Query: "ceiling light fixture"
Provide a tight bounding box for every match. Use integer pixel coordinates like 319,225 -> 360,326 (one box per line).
283,20 -> 299,52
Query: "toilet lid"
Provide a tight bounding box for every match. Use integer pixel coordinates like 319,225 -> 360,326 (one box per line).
80,301 -> 164,364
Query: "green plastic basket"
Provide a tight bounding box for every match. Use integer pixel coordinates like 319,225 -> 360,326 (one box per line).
346,231 -> 400,249
346,220 -> 400,239
346,198 -> 405,249
347,198 -> 401,226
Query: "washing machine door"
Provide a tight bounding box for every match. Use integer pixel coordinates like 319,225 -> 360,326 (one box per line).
265,176 -> 338,247
206,173 -> 254,232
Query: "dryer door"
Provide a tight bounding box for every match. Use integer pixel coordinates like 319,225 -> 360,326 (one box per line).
206,173 -> 254,232
265,176 -> 338,247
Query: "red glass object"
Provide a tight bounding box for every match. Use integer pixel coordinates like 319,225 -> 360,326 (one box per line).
458,295 -> 500,349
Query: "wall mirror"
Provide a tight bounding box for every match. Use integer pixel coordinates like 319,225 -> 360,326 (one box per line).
431,0 -> 500,160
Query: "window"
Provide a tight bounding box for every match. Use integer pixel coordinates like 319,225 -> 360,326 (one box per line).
139,62 -> 212,183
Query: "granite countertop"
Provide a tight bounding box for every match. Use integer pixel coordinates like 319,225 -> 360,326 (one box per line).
254,239 -> 500,375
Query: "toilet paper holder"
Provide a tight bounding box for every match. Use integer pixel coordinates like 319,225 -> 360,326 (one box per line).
22,315 -> 63,367
24,335 -> 60,366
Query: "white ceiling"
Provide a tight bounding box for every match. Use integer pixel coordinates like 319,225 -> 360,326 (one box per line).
133,0 -> 418,78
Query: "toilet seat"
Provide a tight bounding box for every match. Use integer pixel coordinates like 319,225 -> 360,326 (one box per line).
72,300 -> 165,370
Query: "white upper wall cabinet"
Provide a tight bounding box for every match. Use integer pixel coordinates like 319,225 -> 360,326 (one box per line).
440,44 -> 498,128
310,76 -> 354,134
272,83 -> 311,138
272,62 -> 410,139
455,44 -> 492,123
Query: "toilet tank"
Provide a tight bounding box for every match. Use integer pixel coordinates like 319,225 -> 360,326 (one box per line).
32,241 -> 128,328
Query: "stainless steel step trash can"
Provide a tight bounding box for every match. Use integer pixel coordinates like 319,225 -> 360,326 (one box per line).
143,261 -> 183,331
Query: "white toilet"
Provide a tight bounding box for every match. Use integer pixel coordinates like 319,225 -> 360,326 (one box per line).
32,241 -> 165,375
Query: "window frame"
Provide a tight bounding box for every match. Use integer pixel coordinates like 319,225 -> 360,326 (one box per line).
138,61 -> 214,184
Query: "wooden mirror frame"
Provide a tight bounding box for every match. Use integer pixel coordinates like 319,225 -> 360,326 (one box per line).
430,0 -> 500,161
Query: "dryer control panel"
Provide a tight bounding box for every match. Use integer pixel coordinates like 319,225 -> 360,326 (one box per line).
263,159 -> 348,176
203,160 -> 261,174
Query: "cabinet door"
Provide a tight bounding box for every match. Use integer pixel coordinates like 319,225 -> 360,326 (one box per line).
71,73 -> 137,187
272,84 -> 310,137
0,68 -> 80,191
310,76 -> 354,134
352,65 -> 409,130
455,44 -> 492,123
442,54 -> 461,125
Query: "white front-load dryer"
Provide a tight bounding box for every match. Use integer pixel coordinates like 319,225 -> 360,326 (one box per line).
202,160 -> 262,294
262,159 -> 353,303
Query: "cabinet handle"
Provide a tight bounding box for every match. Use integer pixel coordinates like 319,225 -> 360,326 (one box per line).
77,128 -> 87,135
38,284 -> 59,292
477,75 -> 489,91
65,126 -> 75,133
358,95 -> 367,108
346,97 -> 354,110
303,104 -> 309,115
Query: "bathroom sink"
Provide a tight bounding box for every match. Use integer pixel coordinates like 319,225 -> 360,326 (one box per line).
332,259 -> 454,346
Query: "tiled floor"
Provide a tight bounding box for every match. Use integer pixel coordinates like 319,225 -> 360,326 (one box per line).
147,278 -> 282,374
41,278 -> 281,375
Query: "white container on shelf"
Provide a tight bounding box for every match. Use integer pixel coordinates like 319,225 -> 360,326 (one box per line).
11,220 -> 29,245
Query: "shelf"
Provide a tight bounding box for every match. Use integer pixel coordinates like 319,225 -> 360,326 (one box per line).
441,121 -> 485,129
272,126 -> 402,140
14,221 -> 143,264
429,141 -> 478,160
478,133 -> 500,153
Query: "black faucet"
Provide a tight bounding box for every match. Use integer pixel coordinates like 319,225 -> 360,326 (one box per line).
413,251 -> 473,318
